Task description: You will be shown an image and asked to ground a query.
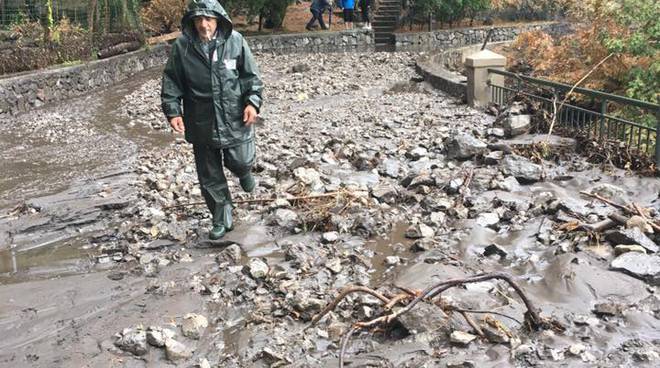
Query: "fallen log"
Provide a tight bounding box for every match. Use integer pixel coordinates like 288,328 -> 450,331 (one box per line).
97,41 -> 142,59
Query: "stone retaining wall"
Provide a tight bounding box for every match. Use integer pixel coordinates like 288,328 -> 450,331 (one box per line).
0,44 -> 170,116
394,22 -> 570,51
0,29 -> 373,116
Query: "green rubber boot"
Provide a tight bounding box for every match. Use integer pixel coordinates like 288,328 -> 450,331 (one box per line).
209,224 -> 227,240
223,203 -> 234,232
239,173 -> 256,193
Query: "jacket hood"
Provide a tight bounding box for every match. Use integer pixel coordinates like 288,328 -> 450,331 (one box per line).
181,0 -> 233,40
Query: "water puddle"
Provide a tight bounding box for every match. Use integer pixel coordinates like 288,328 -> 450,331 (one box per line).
364,222 -> 415,286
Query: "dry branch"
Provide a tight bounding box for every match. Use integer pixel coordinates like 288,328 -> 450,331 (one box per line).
333,272 -> 555,367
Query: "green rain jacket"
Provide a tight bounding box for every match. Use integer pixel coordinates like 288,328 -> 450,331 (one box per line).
161,0 -> 263,148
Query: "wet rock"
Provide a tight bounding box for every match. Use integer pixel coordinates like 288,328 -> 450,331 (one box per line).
567,343 -> 586,356
496,176 -> 521,192
290,63 -> 311,73
501,154 -> 543,183
488,127 -> 505,138
626,216 -> 654,234
633,350 -> 660,362
270,209 -> 299,229
379,158 -> 402,178
405,223 -> 434,239
428,212 -> 446,227
573,315 -> 600,326
610,252 -> 660,285
504,114 -> 531,137
484,150 -> 504,165
592,302 -> 624,317
216,244 -> 242,264
321,231 -> 339,243
482,325 -> 509,344
196,358 -> 212,368
445,133 -> 488,160
294,167 -> 322,189
165,338 -> 193,361
372,183 -> 398,204
248,258 -> 270,279
385,256 -> 400,266
476,212 -> 499,227
407,146 -> 428,160
146,326 -> 175,347
484,244 -> 507,258
605,228 -> 658,253
614,244 -> 647,256
398,302 -> 447,334
408,173 -> 435,189
114,326 -> 148,356
182,314 -> 208,340
588,183 -> 627,203
446,362 -> 476,368
450,331 -> 477,345
325,258 -> 342,274
411,238 -> 434,252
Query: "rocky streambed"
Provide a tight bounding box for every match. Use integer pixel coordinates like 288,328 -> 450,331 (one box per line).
0,51 -> 659,368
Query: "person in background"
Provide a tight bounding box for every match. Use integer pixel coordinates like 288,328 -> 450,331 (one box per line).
306,0 -> 332,31
161,0 -> 263,240
359,0 -> 371,29
340,0 -> 356,30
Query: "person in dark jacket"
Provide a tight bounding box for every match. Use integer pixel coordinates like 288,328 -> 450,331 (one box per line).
161,0 -> 264,240
359,0 -> 371,29
306,0 -> 331,30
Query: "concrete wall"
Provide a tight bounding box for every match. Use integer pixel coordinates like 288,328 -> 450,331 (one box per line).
0,29 -> 374,116
394,22 -> 570,51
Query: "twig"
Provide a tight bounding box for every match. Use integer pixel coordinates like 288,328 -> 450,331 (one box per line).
384,294 -> 411,310
310,286 -> 390,326
164,191 -> 366,210
460,311 -> 485,337
579,191 -> 632,213
448,307 -> 522,325
545,53 -> 615,141
339,326 -> 359,368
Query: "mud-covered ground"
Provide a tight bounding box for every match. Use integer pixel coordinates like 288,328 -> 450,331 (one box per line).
1,52 -> 659,368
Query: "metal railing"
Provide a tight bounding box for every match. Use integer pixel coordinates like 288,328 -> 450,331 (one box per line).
487,68 -> 660,164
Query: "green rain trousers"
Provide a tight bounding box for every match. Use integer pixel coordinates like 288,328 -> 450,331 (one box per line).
193,141 -> 255,227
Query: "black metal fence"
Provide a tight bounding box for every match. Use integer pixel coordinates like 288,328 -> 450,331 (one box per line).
487,68 -> 660,164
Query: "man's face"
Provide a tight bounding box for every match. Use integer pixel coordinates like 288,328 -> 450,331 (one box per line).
194,16 -> 217,41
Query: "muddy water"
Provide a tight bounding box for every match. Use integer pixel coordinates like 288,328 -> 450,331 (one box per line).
0,67 -> 173,282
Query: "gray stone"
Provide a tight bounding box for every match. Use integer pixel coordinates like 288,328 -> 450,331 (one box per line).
626,216 -> 654,234
592,302 -> 624,317
372,183 -> 398,203
610,252 -> 660,285
484,244 -> 507,258
379,158 -> 401,178
411,238 -> 435,252
216,244 -> 242,264
484,150 -> 504,165
497,176 -> 521,192
445,133 -> 488,160
450,331 -> 477,345
181,314 -> 208,340
405,223 -> 435,239
321,231 -> 339,243
476,212 -> 499,227
504,114 -> 531,137
271,208 -> 299,229
588,183 -> 627,203
114,327 -> 148,356
482,325 -> 509,344
325,258 -> 343,274
605,228 -> 658,253
165,339 -> 193,361
501,154 -> 543,183
385,256 -> 400,265
407,146 -> 429,160
446,362 -> 476,368
248,258 -> 270,279
614,244 -> 647,256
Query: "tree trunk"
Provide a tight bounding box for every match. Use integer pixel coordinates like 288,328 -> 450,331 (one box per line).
103,0 -> 109,34
0,0 -> 5,27
88,0 -> 97,48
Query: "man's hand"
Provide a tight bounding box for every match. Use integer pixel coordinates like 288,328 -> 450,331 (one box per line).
169,116 -> 185,133
243,105 -> 258,126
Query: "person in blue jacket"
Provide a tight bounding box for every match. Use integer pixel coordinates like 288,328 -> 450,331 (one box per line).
340,0 -> 356,29
306,0 -> 332,31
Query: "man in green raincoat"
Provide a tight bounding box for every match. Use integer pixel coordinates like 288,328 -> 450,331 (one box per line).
161,0 -> 264,240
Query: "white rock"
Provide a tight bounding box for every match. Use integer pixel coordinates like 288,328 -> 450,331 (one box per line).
181,314 -> 208,340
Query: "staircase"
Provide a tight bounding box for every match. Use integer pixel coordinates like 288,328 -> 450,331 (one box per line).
372,0 -> 402,50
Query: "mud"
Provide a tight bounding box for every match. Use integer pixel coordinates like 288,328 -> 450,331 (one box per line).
1,51 -> 659,368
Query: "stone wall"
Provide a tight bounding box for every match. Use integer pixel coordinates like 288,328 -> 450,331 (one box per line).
394,22 -> 570,51
0,44 -> 170,116
0,29 -> 374,116
247,29 -> 373,53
